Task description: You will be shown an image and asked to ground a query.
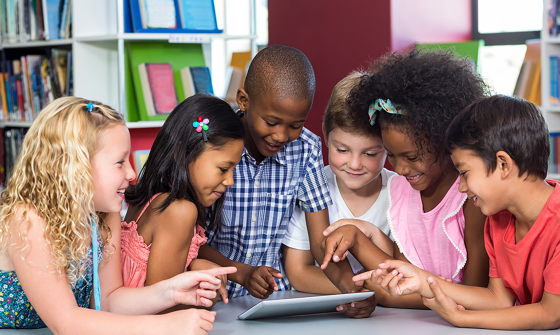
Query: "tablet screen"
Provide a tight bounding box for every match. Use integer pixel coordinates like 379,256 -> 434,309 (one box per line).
238,291 -> 375,320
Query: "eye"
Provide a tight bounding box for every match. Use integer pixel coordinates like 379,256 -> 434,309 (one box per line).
219,167 -> 228,173
365,153 -> 378,158
290,124 -> 304,130
386,152 -> 395,157
117,160 -> 125,166
336,148 -> 348,153
406,156 -> 419,162
265,121 -> 277,127
459,171 -> 467,177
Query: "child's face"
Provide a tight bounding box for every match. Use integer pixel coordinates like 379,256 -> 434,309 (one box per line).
326,127 -> 386,191
189,139 -> 244,207
451,148 -> 503,216
92,124 -> 136,213
243,93 -> 311,158
382,127 -> 445,192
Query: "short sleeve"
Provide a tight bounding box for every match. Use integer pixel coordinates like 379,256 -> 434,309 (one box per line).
297,140 -> 332,213
543,242 -> 560,295
282,206 -> 311,250
484,217 -> 500,278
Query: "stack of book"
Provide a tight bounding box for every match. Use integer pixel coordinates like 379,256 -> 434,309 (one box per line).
0,0 -> 72,43
4,127 -> 26,179
0,49 -> 72,122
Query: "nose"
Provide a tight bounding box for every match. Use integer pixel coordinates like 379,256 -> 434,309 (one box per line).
271,126 -> 289,144
126,161 -> 137,181
347,153 -> 362,170
458,176 -> 468,193
223,171 -> 235,187
393,158 -> 411,176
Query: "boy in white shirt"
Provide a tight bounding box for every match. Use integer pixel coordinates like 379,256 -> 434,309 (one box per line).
282,72 -> 395,297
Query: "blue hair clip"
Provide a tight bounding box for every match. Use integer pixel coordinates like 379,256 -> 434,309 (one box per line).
87,103 -> 94,112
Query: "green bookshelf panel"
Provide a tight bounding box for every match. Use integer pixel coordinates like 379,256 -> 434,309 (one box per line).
126,42 -> 206,122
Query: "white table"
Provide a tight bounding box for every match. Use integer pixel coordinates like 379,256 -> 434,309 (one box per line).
1,291 -> 557,334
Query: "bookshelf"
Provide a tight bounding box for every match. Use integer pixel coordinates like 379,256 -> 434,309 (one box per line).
0,0 -> 258,181
542,0 -> 560,180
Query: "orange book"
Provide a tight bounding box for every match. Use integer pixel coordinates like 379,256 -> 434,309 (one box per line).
0,72 -> 8,120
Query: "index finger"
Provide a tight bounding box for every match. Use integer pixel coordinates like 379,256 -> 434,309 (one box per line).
352,270 -> 374,283
320,237 -> 338,270
265,270 -> 279,291
201,266 -> 238,277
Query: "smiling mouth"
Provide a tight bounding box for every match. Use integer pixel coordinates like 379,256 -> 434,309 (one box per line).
117,189 -> 125,195
406,174 -> 422,181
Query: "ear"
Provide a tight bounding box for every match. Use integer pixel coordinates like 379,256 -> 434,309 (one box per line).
237,88 -> 249,112
495,150 -> 515,179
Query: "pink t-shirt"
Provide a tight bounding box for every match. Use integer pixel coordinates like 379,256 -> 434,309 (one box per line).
388,175 -> 468,282
121,194 -> 208,288
485,180 -> 560,305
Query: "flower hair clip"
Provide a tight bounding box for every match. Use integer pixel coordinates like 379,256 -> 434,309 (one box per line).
193,116 -> 210,142
87,103 -> 94,112
368,98 -> 408,126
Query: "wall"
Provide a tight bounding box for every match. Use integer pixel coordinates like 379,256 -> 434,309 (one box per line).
268,0 -> 392,160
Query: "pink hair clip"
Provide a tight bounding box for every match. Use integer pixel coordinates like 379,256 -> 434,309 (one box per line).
192,116 -> 210,142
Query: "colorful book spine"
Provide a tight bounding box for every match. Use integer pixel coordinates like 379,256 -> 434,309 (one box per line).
551,56 -> 559,105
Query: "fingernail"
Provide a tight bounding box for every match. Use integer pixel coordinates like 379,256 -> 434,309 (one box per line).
337,306 -> 342,311
427,276 -> 434,283
351,303 -> 355,307
225,298 -> 229,303
379,263 -> 385,266
334,255 -> 340,262
392,270 -> 398,275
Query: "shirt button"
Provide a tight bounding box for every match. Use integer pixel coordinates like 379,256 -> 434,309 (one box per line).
255,181 -> 259,187
247,252 -> 252,258
251,216 -> 256,222
236,284 -> 241,289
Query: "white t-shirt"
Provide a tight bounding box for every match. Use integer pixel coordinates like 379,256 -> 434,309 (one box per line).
282,166 -> 395,273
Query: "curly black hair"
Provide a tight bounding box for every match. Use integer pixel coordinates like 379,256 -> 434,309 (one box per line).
347,48 -> 491,157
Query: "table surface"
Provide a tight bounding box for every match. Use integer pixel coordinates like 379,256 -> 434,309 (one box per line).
0,291 -> 557,334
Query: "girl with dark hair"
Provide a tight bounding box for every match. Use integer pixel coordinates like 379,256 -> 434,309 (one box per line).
322,49 -> 491,309
121,94 -> 245,308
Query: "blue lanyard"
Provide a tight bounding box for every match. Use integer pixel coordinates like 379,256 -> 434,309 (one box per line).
91,217 -> 101,311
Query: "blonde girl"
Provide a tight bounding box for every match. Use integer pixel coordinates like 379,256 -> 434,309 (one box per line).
0,97 -> 235,334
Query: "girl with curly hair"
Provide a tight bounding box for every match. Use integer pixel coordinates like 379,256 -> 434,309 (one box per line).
322,49 -> 491,309
0,97 -> 235,333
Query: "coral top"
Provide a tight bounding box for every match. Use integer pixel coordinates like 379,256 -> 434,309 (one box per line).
121,193 -> 208,288
387,175 -> 468,282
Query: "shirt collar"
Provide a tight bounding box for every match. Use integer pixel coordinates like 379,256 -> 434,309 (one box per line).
242,145 -> 287,166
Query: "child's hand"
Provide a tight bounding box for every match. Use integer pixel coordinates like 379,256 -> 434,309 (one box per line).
242,266 -> 283,299
168,267 -> 237,307
422,276 -> 465,326
188,259 -> 230,304
320,225 -> 358,270
352,260 -> 427,298
336,282 -> 377,319
163,309 -> 216,334
324,219 -> 380,240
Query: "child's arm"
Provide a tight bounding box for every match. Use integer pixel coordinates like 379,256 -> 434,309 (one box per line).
461,199 -> 489,287
197,243 -> 283,299
9,208 -> 233,334
323,218 -> 393,256
282,244 -> 340,294
422,276 -> 560,330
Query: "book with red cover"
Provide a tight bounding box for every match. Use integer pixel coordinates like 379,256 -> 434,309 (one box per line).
145,63 -> 178,115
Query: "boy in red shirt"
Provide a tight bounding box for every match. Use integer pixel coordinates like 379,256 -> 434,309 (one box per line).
353,95 -> 560,330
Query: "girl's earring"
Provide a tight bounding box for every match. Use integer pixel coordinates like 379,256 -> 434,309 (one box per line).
236,109 -> 245,118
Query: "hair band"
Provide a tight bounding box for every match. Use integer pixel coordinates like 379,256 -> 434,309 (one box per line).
87,103 -> 94,112
368,98 -> 408,126
193,116 -> 210,142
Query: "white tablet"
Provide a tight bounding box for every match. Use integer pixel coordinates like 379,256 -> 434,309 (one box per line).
238,291 -> 375,320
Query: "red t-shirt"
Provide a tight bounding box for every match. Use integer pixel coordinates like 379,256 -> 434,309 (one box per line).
485,180 -> 560,305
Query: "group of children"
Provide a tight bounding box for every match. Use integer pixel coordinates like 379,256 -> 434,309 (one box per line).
0,43 -> 558,333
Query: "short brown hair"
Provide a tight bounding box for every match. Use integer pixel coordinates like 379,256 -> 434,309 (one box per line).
324,71 -> 380,139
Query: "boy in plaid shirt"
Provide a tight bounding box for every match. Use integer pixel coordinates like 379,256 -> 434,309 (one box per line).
199,45 -> 375,317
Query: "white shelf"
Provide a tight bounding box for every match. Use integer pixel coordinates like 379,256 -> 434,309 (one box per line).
126,121 -> 165,129
74,33 -> 257,43
1,121 -> 33,128
0,39 -> 73,49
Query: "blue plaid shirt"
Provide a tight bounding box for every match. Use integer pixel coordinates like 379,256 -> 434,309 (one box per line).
206,127 -> 332,298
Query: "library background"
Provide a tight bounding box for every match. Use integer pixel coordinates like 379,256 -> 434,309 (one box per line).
0,0 -> 555,188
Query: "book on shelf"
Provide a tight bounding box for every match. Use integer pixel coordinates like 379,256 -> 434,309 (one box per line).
180,66 -> 213,95
513,39 -> 541,106
133,149 -> 150,175
0,0 -> 69,42
550,0 -> 560,38
177,0 -> 218,31
138,0 -> 176,29
223,66 -> 243,101
4,127 -> 27,179
138,63 -> 178,116
0,50 -> 72,122
551,56 -> 559,105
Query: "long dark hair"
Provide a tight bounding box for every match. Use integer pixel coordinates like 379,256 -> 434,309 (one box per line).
125,94 -> 245,230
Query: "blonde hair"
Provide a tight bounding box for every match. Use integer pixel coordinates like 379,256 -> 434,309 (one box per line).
323,70 -> 380,138
0,97 -> 125,284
